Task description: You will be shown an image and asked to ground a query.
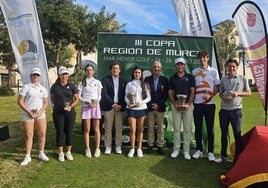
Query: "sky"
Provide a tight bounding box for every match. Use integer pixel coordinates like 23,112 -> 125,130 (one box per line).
76,0 -> 268,35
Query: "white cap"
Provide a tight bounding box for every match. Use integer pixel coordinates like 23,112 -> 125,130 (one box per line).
174,57 -> 186,64
58,66 -> 69,75
30,67 -> 41,75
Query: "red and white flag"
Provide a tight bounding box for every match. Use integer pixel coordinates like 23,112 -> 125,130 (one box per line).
233,1 -> 267,112
0,0 -> 50,91
172,0 -> 219,71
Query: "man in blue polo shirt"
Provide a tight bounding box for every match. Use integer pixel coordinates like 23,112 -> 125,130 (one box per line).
168,57 -> 195,160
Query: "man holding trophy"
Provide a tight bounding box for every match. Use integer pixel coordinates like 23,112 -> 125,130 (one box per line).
168,58 -> 195,160
191,50 -> 220,161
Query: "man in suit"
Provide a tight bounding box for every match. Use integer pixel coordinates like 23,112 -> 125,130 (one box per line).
100,62 -> 127,154
145,60 -> 169,154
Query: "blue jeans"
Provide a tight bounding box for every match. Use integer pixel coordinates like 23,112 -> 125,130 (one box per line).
193,104 -> 215,153
219,109 -> 242,158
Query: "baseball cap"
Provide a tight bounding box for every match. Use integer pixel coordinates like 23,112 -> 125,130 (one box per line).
58,66 -> 69,75
174,57 -> 186,64
30,67 -> 41,76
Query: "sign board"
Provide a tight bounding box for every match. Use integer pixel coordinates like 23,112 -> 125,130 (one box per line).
98,33 -> 214,81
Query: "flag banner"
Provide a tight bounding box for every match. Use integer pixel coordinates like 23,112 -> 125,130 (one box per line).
97,33 -> 213,80
232,1 -> 267,112
171,0 -> 219,73
0,0 -> 50,91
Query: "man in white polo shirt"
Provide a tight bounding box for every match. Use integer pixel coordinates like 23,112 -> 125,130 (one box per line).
192,50 -> 220,162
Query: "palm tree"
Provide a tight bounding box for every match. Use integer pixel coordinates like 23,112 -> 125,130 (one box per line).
213,19 -> 239,74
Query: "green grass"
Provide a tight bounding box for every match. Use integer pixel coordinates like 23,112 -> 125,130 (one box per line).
0,93 -> 265,187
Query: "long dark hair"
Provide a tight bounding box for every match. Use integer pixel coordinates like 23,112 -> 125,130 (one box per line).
131,66 -> 148,99
82,64 -> 94,87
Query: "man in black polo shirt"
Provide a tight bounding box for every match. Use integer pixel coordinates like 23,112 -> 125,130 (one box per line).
168,58 -> 195,160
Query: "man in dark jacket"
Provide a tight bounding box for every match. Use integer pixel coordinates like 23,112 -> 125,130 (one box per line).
100,62 -> 127,154
145,60 -> 168,154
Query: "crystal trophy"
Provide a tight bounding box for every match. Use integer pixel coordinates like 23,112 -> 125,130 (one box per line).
91,99 -> 98,107
64,102 -> 70,111
127,92 -> 137,108
176,94 -> 187,111
31,109 -> 38,118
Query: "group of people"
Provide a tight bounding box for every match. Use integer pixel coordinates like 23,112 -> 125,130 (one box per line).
18,50 -> 251,166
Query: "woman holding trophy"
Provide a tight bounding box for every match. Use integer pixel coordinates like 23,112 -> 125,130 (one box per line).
18,67 -> 49,166
78,64 -> 103,158
50,66 -> 79,162
125,66 -> 151,158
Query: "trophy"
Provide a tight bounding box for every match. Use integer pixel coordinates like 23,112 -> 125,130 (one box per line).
64,102 -> 70,111
202,89 -> 208,99
31,109 -> 38,118
176,94 -> 187,111
91,99 -> 98,107
224,91 -> 234,101
127,92 -> 137,108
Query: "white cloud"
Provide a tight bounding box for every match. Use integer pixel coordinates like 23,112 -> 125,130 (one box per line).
76,0 -> 268,34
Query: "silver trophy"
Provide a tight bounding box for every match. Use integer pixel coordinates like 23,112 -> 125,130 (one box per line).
176,94 -> 187,111
127,92 -> 137,108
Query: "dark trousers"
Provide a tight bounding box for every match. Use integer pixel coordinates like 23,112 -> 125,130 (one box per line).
193,104 -> 215,153
219,109 -> 243,159
53,110 -> 76,147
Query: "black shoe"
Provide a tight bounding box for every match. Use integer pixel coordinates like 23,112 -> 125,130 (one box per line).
146,146 -> 153,154
158,147 -> 164,155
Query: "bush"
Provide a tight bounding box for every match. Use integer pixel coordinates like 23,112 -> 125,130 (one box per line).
0,86 -> 15,96
69,70 -> 85,86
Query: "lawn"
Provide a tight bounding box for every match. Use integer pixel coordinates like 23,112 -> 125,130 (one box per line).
0,93 -> 265,187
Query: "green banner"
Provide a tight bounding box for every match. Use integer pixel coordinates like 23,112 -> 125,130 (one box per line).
97,33 -> 213,81
97,33 -> 213,148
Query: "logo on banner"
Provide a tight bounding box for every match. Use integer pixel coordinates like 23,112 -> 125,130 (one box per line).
19,40 -> 37,55
247,12 -> 256,27
18,39 -> 40,64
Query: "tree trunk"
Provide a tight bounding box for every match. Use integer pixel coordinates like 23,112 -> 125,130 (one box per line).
75,50 -> 82,73
55,40 -> 62,67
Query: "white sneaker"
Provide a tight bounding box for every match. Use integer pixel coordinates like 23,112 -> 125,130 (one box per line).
208,152 -> 215,161
215,156 -> 226,163
66,152 -> 73,161
192,150 -> 203,159
39,152 -> 49,162
104,147 -> 111,155
85,149 -> 92,158
58,152 -> 65,162
94,149 -> 101,158
137,149 -> 143,158
184,152 -> 191,160
128,148 -> 135,158
20,156 -> 32,166
115,146 -> 122,154
171,150 -> 179,158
